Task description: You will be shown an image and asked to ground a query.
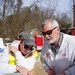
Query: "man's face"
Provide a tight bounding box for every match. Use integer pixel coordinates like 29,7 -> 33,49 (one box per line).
42,22 -> 60,44
20,41 -> 34,56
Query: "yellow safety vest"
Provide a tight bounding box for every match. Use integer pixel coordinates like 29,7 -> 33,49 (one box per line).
9,50 -> 39,75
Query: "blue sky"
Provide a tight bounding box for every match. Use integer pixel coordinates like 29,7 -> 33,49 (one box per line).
22,0 -> 34,7
22,0 -> 72,14
56,0 -> 72,13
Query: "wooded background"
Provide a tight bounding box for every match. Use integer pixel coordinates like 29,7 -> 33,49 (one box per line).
0,0 -> 73,40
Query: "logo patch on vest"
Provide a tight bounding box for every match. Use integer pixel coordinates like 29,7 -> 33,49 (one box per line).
46,53 -> 50,58
62,53 -> 66,57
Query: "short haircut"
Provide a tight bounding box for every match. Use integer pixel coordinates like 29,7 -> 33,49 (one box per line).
41,18 -> 59,28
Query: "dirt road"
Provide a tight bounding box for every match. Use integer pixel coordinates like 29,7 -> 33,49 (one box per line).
34,56 -> 47,75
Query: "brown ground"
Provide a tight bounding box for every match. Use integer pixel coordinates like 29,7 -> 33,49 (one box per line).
34,56 -> 47,75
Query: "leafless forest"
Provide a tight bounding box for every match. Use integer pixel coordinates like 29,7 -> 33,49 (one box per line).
0,0 -> 72,40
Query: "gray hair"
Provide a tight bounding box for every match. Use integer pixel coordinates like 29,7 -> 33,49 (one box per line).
41,19 -> 59,28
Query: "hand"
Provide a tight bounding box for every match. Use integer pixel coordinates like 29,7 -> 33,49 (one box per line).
16,65 -> 31,75
9,46 -> 19,53
47,67 -> 56,75
59,71 -> 66,75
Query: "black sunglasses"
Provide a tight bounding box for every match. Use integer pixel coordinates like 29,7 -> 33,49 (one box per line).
24,45 -> 34,51
42,27 -> 57,36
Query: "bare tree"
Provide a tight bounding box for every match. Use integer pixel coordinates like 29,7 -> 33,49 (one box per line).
73,0 -> 75,26
16,0 -> 22,13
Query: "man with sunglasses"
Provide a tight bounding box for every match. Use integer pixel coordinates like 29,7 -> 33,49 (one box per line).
0,32 -> 39,75
40,19 -> 75,75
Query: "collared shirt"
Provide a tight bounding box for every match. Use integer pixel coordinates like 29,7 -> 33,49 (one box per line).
50,32 -> 63,56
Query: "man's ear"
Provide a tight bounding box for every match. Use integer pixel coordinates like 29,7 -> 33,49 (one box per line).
57,27 -> 60,31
